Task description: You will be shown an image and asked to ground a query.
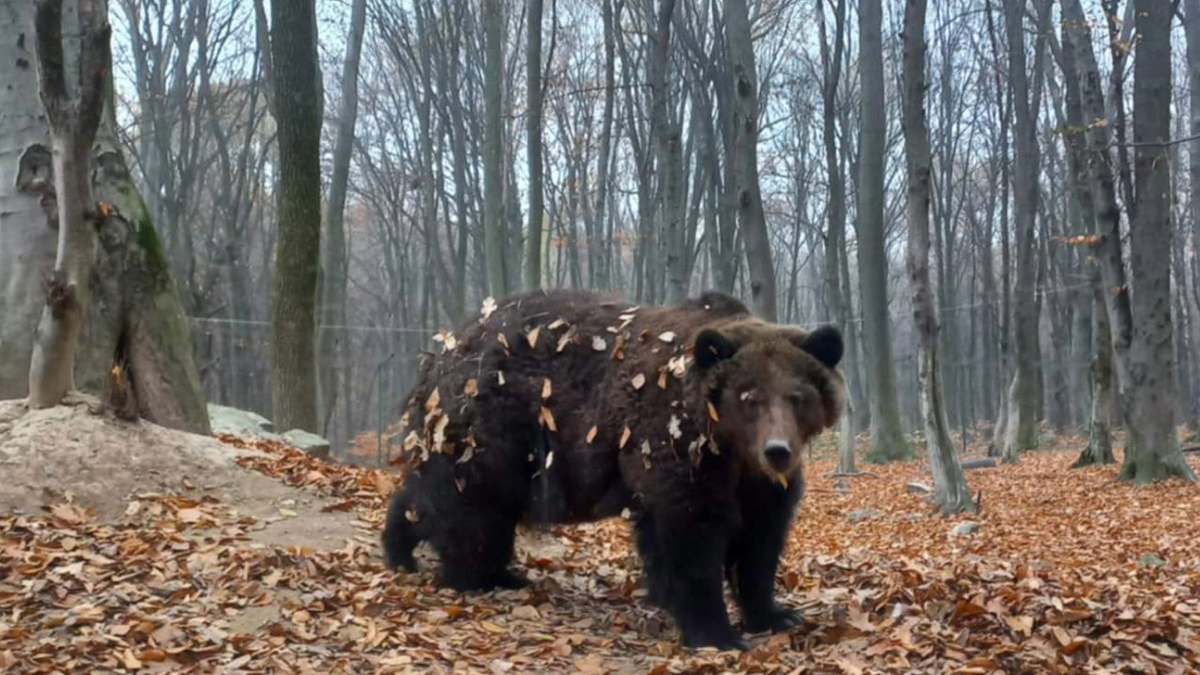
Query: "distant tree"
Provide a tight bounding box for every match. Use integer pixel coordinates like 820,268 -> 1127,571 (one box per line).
483,0 -> 508,298
524,0 -> 545,290
268,0 -> 323,432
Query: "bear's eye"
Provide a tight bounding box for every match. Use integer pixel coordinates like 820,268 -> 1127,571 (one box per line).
739,390 -> 761,407
786,390 -> 807,405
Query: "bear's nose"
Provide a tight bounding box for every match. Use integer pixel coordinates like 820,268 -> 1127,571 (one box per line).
763,440 -> 792,467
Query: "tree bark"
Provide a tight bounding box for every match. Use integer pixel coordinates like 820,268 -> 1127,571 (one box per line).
524,0 -> 545,290
724,0 -> 777,320
26,0 -> 110,408
857,0 -> 910,463
1061,0 -> 1196,482
1121,0 -> 1196,482
1,0 -> 208,432
902,0 -> 974,514
318,0 -> 367,442
268,0 -> 322,433
996,0 -> 1044,463
483,0 -> 507,298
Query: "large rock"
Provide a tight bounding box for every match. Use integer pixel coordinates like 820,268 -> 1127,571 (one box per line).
281,429 -> 331,460
207,404 -> 275,437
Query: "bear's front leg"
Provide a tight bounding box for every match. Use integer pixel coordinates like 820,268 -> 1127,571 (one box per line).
729,501 -> 803,633
654,509 -> 748,651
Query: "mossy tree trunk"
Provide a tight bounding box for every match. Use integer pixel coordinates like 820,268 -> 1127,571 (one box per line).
267,0 -> 322,434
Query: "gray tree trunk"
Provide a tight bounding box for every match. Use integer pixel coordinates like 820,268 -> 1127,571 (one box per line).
318,0 -> 367,443
26,0 -> 109,408
997,0 -> 1044,463
1057,5 -> 1113,467
857,0 -> 910,463
268,0 -> 322,433
483,0 -> 507,299
524,0 -> 545,290
724,0 -> 777,320
0,0 -> 208,433
1122,0 -> 1196,482
903,0 -> 973,514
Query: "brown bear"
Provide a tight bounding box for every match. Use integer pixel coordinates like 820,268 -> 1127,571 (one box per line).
382,289 -> 844,650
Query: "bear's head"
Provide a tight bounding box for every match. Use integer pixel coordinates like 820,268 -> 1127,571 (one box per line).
692,320 -> 845,483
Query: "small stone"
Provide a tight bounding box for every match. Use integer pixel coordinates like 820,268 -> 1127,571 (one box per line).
950,521 -> 980,537
900,513 -> 925,522
848,508 -> 880,523
1137,552 -> 1166,568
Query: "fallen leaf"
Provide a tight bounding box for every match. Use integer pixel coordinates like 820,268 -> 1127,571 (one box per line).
658,331 -> 676,343
631,374 -> 646,390
542,378 -> 553,399
592,336 -> 607,351
481,297 -> 498,318
541,407 -> 558,432
464,379 -> 479,397
707,401 -> 720,422
587,426 -> 598,443
619,426 -> 632,449
527,326 -> 541,348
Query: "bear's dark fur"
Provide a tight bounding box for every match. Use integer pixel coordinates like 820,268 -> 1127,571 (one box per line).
382,289 -> 844,649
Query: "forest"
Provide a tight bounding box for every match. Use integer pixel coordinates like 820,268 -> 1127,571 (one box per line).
2,0 -> 1200,672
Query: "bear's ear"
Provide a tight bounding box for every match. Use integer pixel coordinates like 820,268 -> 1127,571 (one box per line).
694,329 -> 738,369
795,325 -> 843,368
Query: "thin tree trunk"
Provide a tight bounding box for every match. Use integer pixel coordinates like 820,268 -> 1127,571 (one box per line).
724,0 -> 777,320
903,0 -> 973,514
524,0 -> 545,290
268,0 -> 322,433
27,0 -> 111,408
318,0 -> 367,443
483,0 -> 507,298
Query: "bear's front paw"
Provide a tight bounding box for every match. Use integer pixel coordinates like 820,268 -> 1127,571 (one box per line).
744,606 -> 804,633
494,569 -> 530,590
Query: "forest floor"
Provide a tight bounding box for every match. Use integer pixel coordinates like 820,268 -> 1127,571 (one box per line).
3,407 -> 1200,675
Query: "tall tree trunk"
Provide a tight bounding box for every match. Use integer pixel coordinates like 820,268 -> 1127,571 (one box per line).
483,0 -> 507,298
857,0 -> 910,463
524,0 -> 545,290
1184,0 -> 1200,430
593,0 -> 618,291
724,0 -> 777,320
26,0 -> 110,407
903,0 -> 973,514
1121,0 -> 1196,482
318,0 -> 367,443
997,0 -> 1043,463
269,0 -> 322,433
1057,9 -> 1112,466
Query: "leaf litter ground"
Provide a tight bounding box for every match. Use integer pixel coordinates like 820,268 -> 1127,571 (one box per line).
4,424 -> 1200,674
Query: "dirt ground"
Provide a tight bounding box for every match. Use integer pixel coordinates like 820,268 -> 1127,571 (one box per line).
3,407 -> 1200,674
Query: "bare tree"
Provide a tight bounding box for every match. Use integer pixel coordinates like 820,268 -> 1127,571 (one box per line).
995,0 -> 1047,463
857,0 -> 910,463
524,0 -> 545,290
902,0 -> 974,514
25,0 -> 111,407
483,0 -> 507,298
1122,0 -> 1196,482
724,0 -> 776,319
319,0 -> 368,442
268,0 -> 322,432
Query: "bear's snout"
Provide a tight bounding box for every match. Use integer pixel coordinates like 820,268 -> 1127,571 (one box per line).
763,439 -> 792,471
